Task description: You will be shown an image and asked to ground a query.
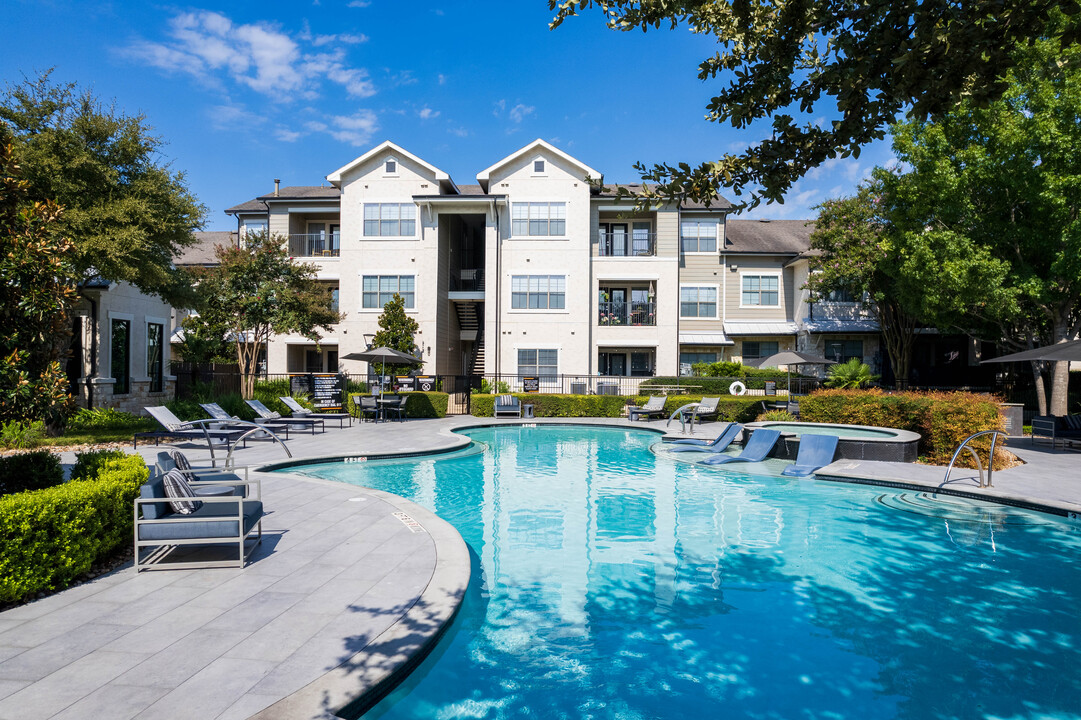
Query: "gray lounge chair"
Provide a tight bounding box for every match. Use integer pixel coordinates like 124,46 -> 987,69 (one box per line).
628,396 -> 667,421
781,434 -> 839,476
135,406 -> 248,449
684,397 -> 721,425
199,402 -> 287,440
494,395 -> 521,418
279,396 -> 352,427
245,399 -> 324,434
668,423 -> 742,453
699,428 -> 782,466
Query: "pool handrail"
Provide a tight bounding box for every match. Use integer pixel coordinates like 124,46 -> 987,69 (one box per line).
943,430 -> 1006,488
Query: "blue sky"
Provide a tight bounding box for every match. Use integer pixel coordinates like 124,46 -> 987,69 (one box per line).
3,1 -> 896,230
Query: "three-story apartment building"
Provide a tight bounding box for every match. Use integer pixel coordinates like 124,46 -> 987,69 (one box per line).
222,140 -> 881,384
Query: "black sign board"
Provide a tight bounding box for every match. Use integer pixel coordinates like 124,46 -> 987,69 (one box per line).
311,373 -> 345,410
764,381 -> 777,396
395,376 -> 416,391
415,375 -> 436,392
289,374 -> 310,397
522,376 -> 540,393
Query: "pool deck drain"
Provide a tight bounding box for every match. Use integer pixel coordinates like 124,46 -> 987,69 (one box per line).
0,416 -> 1078,719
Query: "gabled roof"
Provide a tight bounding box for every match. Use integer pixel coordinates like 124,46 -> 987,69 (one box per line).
176,231 -> 236,266
724,219 -> 813,254
326,140 -> 454,189
225,186 -> 341,215
476,139 -> 601,192
594,183 -> 734,211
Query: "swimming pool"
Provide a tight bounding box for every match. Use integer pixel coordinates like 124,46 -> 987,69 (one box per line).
291,425 -> 1081,719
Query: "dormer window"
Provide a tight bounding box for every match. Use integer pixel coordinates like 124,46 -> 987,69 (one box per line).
385,158 -> 398,175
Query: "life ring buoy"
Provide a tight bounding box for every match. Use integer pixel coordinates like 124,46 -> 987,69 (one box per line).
729,381 -> 747,396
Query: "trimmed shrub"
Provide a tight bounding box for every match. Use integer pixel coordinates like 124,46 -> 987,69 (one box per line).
65,408 -> 148,432
0,420 -> 47,450
0,454 -> 148,603
800,389 -> 1007,467
641,373 -> 810,393
404,392 -> 449,418
757,410 -> 798,422
70,449 -> 127,482
470,394 -> 762,421
0,451 -> 64,496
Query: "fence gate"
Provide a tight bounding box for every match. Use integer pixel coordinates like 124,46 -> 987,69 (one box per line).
446,375 -> 479,415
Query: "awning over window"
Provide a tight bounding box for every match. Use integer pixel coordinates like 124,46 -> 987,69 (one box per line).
677,333 -> 733,346
723,322 -> 798,336
801,320 -> 880,333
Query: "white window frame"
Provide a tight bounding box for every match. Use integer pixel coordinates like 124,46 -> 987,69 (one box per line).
145,316 -> 168,389
383,157 -> 399,176
739,272 -> 782,308
359,272 -> 417,312
510,275 -> 567,311
531,157 -> 547,176
679,217 -> 720,254
515,347 -> 560,380
510,201 -> 567,238
363,202 -> 418,238
679,284 -> 720,319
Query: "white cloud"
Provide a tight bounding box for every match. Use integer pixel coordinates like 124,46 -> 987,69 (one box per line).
509,103 -> 534,123
207,103 -> 266,130
449,126 -> 468,137
389,69 -> 418,86
438,73 -> 447,85
418,107 -> 440,120
492,99 -> 506,117
125,10 -> 374,100
347,0 -> 371,6
300,110 -> 378,146
274,127 -> 303,142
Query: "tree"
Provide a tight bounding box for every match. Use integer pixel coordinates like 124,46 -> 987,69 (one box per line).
825,359 -> 879,389
173,313 -> 233,365
0,134 -> 78,424
195,233 -> 341,398
0,71 -> 204,304
549,1 -> 1081,208
371,294 -> 421,375
882,31 -> 1081,414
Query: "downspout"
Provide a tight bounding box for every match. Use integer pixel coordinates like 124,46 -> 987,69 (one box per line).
493,199 -> 501,378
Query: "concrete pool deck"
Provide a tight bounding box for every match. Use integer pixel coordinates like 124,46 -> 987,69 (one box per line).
1,415 -> 1079,719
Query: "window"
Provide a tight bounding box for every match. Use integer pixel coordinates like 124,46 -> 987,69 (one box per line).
630,352 -> 653,376
680,351 -> 718,367
518,349 -> 558,379
111,318 -> 130,395
680,218 -> 718,253
385,159 -> 397,174
742,275 -> 780,306
825,287 -> 857,303
363,203 -> 416,236
362,275 -> 415,309
329,286 -> 340,314
146,322 -> 163,393
511,275 -> 565,309
680,286 -> 717,318
825,339 -> 864,362
533,159 -> 545,173
245,222 -> 267,238
742,341 -> 779,360
512,202 -> 566,237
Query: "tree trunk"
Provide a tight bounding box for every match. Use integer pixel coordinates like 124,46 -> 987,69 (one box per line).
1030,361 -> 1049,417
877,301 -> 917,389
1049,317 -> 1074,416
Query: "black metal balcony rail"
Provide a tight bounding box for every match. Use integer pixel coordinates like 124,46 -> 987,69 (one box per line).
598,232 -> 656,257
450,267 -> 485,292
598,301 -> 657,326
288,233 -> 341,257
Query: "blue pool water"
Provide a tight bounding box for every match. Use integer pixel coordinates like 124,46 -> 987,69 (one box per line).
293,425 -> 1081,719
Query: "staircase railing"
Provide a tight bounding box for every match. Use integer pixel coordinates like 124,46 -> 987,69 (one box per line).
943,430 -> 1006,488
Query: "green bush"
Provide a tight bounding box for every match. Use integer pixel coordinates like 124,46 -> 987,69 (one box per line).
0,450 -> 64,496
0,454 -> 148,603
757,409 -> 798,422
825,358 -> 880,389
0,420 -> 47,449
70,449 -> 127,481
65,407 -> 148,431
800,389 -> 1007,467
641,373 -> 808,393
404,392 -> 449,418
470,394 -> 762,421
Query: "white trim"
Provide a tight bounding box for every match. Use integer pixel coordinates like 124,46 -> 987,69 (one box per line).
327,141 -> 451,184
477,139 -> 601,187
511,345 -> 562,378
738,270 -> 783,309
285,206 -> 339,213
361,201 -> 419,240
530,156 -> 547,177
508,199 -> 568,240
383,156 -> 400,177
678,283 -> 720,320
358,271 -> 418,312
595,274 -> 661,281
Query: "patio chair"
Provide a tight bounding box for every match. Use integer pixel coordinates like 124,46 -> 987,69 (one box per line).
668,423 -> 742,453
381,394 -> 408,422
494,395 -> 521,418
353,395 -> 380,422
682,396 -> 720,425
155,450 -> 250,497
245,399 -> 325,435
199,402 -> 287,440
279,396 -> 352,428
628,396 -> 667,421
135,406 -> 249,449
699,428 -> 782,466
781,434 -> 839,477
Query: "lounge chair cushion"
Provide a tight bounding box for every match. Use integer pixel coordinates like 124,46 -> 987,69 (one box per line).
140,475 -> 171,520
138,500 -> 264,542
162,469 -> 203,515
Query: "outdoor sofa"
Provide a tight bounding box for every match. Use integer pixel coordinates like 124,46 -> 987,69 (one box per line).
494,395 -> 522,418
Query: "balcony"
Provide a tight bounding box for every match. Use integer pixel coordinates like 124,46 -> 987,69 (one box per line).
289,233 -> 340,258
598,301 -> 656,326
450,268 -> 485,293
810,302 -> 874,322
598,231 -> 656,257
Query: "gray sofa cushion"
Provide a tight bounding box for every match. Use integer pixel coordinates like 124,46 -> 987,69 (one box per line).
162,469 -> 203,515
138,500 -> 263,542
140,475 -> 171,520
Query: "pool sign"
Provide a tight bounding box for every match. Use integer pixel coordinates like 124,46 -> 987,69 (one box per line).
395,376 -> 416,391
523,376 -> 540,393
416,375 -> 436,391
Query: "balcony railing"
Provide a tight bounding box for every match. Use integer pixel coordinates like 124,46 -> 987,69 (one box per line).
289,233 -> 340,257
598,301 -> 656,326
598,232 -> 656,257
809,301 -> 874,322
450,267 -> 485,292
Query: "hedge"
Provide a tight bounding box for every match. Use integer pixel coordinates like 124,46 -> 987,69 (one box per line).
0,451 -> 64,497
470,393 -> 762,422
0,454 -> 148,603
70,449 -> 127,482
800,389 -> 1007,467
641,374 -> 811,393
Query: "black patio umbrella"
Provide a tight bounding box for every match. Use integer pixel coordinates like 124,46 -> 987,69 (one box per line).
341,347 -> 422,391
980,339 -> 1081,364
757,351 -> 837,396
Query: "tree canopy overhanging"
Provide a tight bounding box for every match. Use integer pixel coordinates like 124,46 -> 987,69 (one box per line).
549,0 -> 1081,208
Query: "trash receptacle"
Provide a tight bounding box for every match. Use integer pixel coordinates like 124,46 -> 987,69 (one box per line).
523,404 -> 535,419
